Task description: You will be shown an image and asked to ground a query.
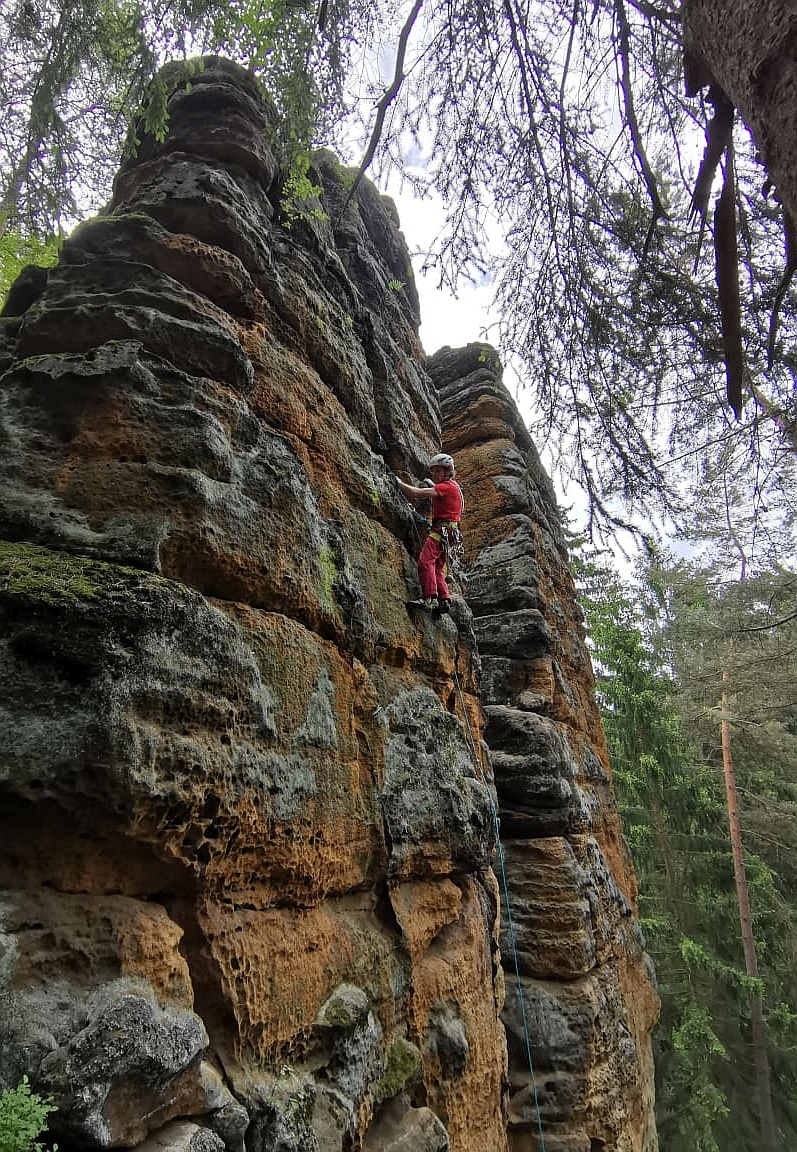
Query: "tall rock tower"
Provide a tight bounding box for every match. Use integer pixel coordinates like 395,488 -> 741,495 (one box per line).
432,345 -> 659,1151
0,57 -> 657,1152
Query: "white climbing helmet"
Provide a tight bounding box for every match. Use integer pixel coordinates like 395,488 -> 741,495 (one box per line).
430,452 -> 455,473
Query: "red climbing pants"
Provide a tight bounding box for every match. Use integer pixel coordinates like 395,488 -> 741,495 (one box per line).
418,536 -> 450,601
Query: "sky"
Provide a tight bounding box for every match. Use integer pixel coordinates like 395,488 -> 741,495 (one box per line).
383,178 -> 606,549
386,187 -> 498,355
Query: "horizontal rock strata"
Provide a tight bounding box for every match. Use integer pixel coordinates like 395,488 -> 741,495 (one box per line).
432,343 -> 659,1152
0,58 -> 506,1152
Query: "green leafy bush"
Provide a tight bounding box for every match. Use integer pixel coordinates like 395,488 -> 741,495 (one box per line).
0,1077 -> 56,1152
0,229 -> 60,305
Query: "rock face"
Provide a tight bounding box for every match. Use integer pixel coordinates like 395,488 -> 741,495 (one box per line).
0,57 -> 656,1152
432,346 -> 660,1151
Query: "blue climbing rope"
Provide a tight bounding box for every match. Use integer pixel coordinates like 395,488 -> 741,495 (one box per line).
452,664 -> 547,1152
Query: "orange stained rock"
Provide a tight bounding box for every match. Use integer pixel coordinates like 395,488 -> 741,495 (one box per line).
4,889 -> 193,1008
200,897 -> 397,1068
401,876 -> 509,1152
389,878 -> 464,963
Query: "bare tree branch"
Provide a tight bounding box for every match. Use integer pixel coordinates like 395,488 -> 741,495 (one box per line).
335,0 -> 424,226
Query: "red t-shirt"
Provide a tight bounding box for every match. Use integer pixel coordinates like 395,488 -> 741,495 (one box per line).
432,480 -> 464,522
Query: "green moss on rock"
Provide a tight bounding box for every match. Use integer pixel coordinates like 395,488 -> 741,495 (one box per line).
376,1037 -> 422,1100
0,541 -> 157,609
315,983 -> 369,1031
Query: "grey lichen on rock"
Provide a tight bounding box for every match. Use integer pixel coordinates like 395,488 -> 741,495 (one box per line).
426,1002 -> 469,1080
363,1098 -> 450,1152
380,687 -> 494,879
136,1120 -> 226,1152
245,1073 -> 319,1152
35,991 -> 210,1147
295,667 -> 338,749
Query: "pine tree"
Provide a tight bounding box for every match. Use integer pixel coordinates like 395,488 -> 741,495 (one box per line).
578,549 -> 797,1150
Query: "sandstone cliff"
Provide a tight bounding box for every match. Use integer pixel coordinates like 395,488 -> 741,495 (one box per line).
0,57 -> 657,1152
432,346 -> 659,1151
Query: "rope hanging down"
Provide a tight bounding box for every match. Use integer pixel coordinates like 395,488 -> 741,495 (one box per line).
452,663 -> 547,1152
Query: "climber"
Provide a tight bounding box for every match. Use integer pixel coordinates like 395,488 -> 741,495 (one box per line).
395,452 -> 464,615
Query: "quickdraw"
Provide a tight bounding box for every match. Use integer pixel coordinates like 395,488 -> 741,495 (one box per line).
433,522 -> 466,585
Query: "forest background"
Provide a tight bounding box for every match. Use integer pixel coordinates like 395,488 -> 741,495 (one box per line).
2,0 -> 797,1148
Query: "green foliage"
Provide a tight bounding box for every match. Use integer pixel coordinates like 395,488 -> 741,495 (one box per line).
126,57 -> 206,154
0,1078 -> 56,1152
0,0 -> 357,234
0,0 -> 159,232
577,546 -> 797,1152
1,0 -> 796,543
0,229 -> 60,305
476,346 -> 501,371
330,158 -> 358,192
280,152 -> 327,226
206,0 -> 335,221
664,1005 -> 730,1152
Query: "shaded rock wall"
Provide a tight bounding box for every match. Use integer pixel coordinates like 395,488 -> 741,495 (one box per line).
0,56 -> 656,1152
432,345 -> 659,1152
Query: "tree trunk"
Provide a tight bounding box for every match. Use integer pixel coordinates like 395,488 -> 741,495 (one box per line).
721,671 -> 777,1152
684,0 -> 797,232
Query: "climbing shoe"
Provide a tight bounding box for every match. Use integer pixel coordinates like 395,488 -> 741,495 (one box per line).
433,599 -> 451,616
406,598 -> 437,612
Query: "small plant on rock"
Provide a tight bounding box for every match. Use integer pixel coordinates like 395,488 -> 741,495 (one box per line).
281,153 -> 327,226
0,1077 -> 56,1152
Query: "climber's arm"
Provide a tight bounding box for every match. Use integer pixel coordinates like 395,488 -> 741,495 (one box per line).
395,476 -> 436,501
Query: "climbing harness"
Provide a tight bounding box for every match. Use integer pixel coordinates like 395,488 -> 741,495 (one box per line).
437,479 -> 466,587
430,521 -> 466,586
394,472 -> 468,593
452,660 -> 547,1152
396,485 -> 431,548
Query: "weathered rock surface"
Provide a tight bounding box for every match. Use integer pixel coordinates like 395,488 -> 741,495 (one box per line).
0,57 -> 503,1152
0,56 -> 655,1152
431,343 -> 659,1151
